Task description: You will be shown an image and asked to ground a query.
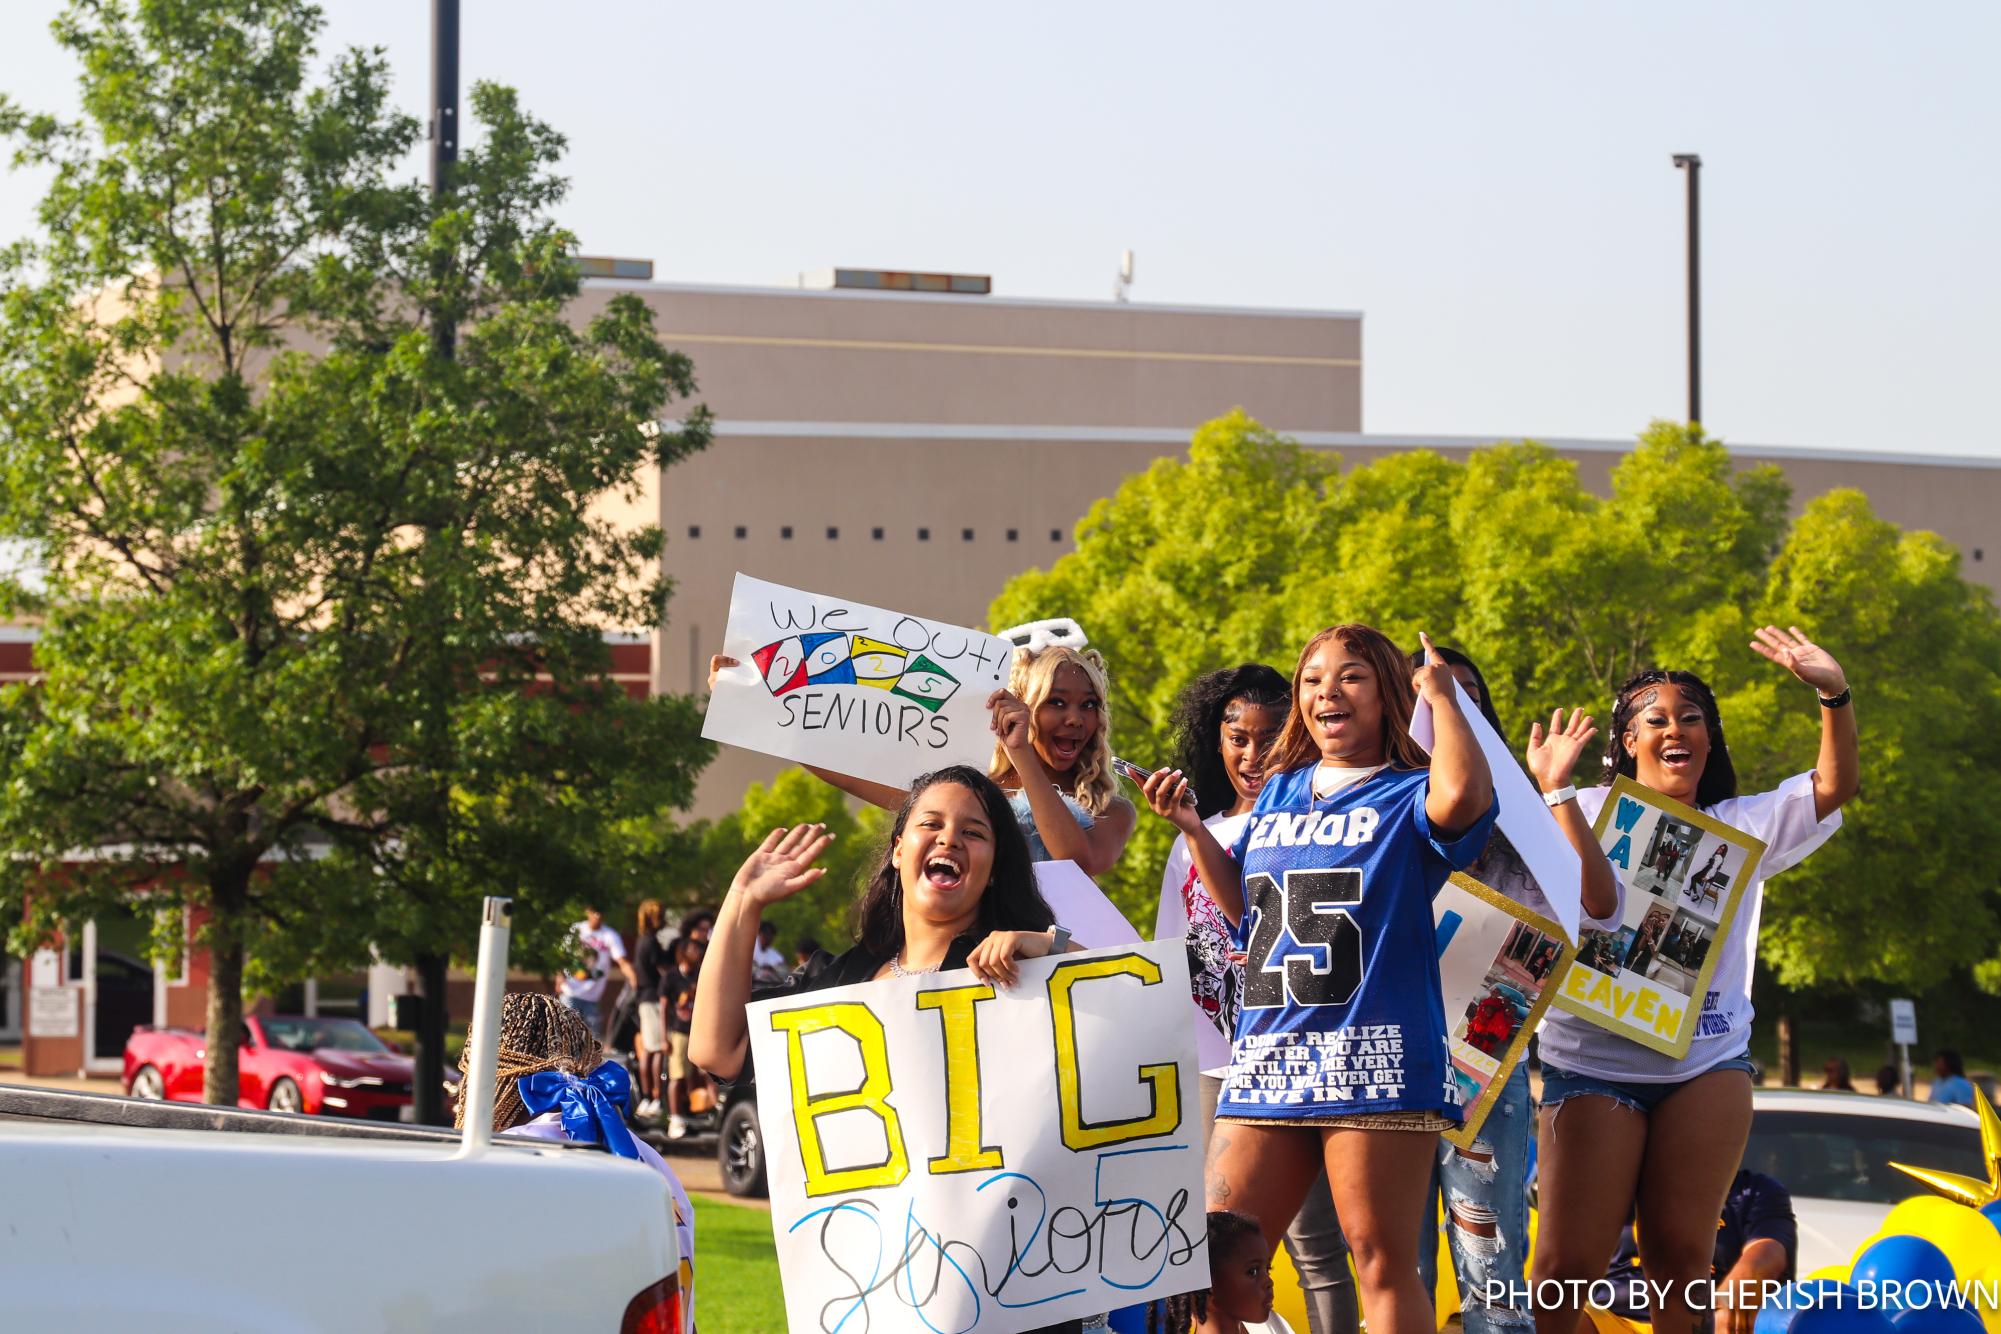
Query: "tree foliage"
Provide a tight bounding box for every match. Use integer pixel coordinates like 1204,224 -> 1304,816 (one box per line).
0,0 -> 714,1100
990,411 -> 2001,992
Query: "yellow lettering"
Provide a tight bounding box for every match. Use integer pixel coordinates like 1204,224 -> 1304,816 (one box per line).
1049,953 -> 1181,1151
1651,997 -> 1684,1036
1633,990 -> 1658,1026
1587,975 -> 1613,1008
1563,967 -> 1591,999
916,984 -> 1003,1175
1612,986 -> 1636,1019
767,1002 -> 909,1197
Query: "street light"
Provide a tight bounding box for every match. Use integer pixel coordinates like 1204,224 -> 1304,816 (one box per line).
1672,153 -> 1702,426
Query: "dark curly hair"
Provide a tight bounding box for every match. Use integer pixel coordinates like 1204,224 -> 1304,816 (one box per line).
1169,664 -> 1291,819
851,766 -> 1053,957
1149,1209 -> 1267,1333
1602,669 -> 1738,808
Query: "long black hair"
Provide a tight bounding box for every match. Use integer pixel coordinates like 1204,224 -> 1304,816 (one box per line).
853,765 -> 1052,957
1149,1210 -> 1266,1333
1405,642 -> 1506,737
1602,669 -> 1738,808
1169,664 -> 1290,820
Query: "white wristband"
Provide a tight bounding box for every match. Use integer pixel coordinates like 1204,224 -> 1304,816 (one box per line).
1543,785 -> 1578,808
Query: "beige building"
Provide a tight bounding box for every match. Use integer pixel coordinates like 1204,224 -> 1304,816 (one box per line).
576,271 -> 1998,817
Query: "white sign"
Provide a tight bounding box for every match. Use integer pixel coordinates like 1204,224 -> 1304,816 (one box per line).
30,948 -> 59,989
703,573 -> 1015,790
1412,680 -> 1584,943
30,985 -> 78,1038
747,939 -> 1206,1334
1890,998 -> 1918,1046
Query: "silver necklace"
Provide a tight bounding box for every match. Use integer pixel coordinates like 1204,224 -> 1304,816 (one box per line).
888,951 -> 942,978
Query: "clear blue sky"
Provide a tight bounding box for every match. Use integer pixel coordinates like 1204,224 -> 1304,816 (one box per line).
3,1 -> 1996,458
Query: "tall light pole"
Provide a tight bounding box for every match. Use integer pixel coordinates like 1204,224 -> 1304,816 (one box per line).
1672,153 -> 1701,426
411,0 -> 459,1130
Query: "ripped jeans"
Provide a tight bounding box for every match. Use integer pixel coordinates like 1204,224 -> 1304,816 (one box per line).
1417,1063 -> 1533,1334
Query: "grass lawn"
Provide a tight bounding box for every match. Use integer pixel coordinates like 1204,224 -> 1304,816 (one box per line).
692,1195 -> 785,1334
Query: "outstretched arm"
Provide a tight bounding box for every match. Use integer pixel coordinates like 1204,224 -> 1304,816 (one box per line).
1139,768 -> 1245,924
688,824 -> 833,1082
1750,626 -> 1859,821
1413,634 -> 1494,838
1525,707 -> 1620,921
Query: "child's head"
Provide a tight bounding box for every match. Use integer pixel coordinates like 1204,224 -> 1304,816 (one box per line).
1154,1210 -> 1271,1332
992,644 -> 1120,815
457,991 -> 602,1132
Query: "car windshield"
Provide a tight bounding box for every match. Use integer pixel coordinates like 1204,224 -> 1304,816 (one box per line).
1745,1108 -> 1984,1204
258,1017 -> 390,1054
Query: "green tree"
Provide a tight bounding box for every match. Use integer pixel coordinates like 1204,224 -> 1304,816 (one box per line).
990,413 -> 2001,996
0,0 -> 713,1102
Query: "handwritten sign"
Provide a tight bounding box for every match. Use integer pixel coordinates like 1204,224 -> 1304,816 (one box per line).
747,939 -> 1205,1334
1411,679 -> 1583,942
1550,776 -> 1767,1057
703,573 -> 1014,790
1434,874 -> 1575,1147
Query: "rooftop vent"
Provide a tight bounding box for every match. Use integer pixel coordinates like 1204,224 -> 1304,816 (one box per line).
806,268 -> 991,296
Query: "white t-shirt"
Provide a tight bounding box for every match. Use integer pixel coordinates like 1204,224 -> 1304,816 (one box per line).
751,941 -> 787,982
558,922 -> 627,1004
1538,772 -> 1842,1083
1155,811 -> 1255,1077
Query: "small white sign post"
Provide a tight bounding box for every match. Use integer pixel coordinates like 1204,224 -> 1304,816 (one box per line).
1890,998 -> 1918,1098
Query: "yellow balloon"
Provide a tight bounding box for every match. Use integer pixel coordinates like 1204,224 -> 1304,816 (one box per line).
1880,1197 -> 2001,1281
1271,1241 -> 1310,1334
1969,1264 -> 2001,1334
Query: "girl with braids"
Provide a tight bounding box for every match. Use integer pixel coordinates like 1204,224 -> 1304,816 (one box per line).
1142,625 -> 1496,1334
457,992 -> 697,1331
690,764 -> 1087,1334
1148,1210 -> 1294,1334
709,638 -> 1136,875
1530,627 -> 1858,1334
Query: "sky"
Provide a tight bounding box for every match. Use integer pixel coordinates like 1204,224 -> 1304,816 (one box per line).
1,1 -> 1996,459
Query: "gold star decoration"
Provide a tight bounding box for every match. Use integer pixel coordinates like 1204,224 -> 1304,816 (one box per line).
1893,1084 -> 2001,1208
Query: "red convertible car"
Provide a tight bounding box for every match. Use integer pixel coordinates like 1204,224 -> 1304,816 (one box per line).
124,1015 -> 438,1120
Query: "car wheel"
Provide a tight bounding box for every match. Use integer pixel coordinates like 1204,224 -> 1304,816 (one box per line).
268,1077 -> 303,1114
130,1065 -> 166,1100
720,1101 -> 767,1198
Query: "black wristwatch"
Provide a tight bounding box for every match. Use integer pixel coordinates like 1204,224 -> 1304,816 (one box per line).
1817,685 -> 1852,709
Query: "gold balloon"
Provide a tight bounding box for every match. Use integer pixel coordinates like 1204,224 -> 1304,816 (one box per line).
1892,1084 -> 2001,1208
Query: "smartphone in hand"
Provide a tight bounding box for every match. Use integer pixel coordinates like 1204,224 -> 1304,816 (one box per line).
1111,756 -> 1197,807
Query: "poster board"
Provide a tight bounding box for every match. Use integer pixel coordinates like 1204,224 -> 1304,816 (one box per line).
1434,874 -> 1575,1148
702,573 -> 1014,789
1550,776 -> 1767,1057
747,939 -> 1206,1334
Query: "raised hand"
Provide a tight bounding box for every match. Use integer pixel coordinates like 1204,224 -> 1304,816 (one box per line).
1750,625 -> 1848,695
707,654 -> 741,692
729,824 -> 833,907
1526,708 -> 1598,793
1410,631 -> 1458,707
987,688 -> 1035,755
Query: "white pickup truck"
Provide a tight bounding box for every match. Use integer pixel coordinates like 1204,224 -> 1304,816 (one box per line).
0,1084 -> 686,1332
0,901 -> 685,1333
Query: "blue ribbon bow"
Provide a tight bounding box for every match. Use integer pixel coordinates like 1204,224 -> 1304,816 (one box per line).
517,1061 -> 639,1161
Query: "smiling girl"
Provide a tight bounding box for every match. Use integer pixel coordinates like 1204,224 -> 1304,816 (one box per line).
1529,626 -> 1858,1334
1144,625 -> 1496,1334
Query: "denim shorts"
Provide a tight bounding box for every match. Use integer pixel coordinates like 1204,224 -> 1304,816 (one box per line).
1541,1054 -> 1757,1116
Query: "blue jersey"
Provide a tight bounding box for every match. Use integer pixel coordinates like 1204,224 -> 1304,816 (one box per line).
1218,764 -> 1496,1122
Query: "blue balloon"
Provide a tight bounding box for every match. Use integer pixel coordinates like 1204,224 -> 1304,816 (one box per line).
1854,1235 -> 1959,1306
1890,1307 -> 1985,1334
1981,1200 -> 2001,1237
1758,1283 -> 1896,1334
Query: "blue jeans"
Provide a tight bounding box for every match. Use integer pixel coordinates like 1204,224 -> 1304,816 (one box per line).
1539,1054 -> 1757,1116
1418,1064 -> 1533,1334
559,994 -> 600,1033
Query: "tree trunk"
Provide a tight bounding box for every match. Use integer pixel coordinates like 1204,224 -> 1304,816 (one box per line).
1777,1011 -> 1799,1087
201,907 -> 246,1106
412,950 -> 451,1126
